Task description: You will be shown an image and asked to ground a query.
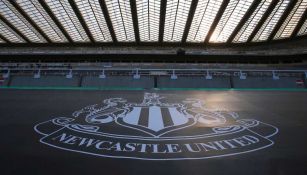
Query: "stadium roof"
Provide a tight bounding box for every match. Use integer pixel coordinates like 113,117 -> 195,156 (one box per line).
0,0 -> 306,48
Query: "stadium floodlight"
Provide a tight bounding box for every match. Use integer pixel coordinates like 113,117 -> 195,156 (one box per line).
205,70 -> 212,80
239,71 -> 247,80
272,71 -> 279,80
3,69 -> 10,79
171,70 -> 178,80
33,69 -> 41,79
66,69 -> 73,79
133,69 -> 141,79
99,70 -> 106,79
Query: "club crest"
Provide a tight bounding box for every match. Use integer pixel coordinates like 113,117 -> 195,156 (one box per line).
34,93 -> 278,160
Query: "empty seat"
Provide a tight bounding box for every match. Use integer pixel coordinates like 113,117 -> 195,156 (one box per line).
157,76 -> 231,88
10,75 -> 79,87
232,77 -> 305,88
82,76 -> 154,89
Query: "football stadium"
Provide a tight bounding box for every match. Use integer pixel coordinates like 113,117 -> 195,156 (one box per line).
0,0 -> 307,175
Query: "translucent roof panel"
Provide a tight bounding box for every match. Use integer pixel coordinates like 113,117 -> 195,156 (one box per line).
187,0 -> 223,43
0,38 -> 4,43
252,0 -> 290,42
298,18 -> 307,35
44,0 -> 90,42
16,0 -> 68,43
0,20 -> 25,43
274,0 -> 307,39
136,0 -> 160,42
210,0 -> 254,43
74,0 -> 112,42
233,0 -> 272,43
163,0 -> 192,42
105,0 -> 135,42
0,0 -> 305,45
0,0 -> 46,43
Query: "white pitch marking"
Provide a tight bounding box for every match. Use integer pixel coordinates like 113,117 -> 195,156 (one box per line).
169,107 -> 188,126
148,106 -> 164,132
123,107 -> 142,125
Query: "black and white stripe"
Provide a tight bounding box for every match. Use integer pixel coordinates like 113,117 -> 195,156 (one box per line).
123,106 -> 189,132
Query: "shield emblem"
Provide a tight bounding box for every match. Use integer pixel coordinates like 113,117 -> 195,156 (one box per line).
117,104 -> 196,137
116,93 -> 197,137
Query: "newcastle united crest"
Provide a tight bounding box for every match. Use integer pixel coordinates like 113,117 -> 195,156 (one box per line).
34,93 -> 278,160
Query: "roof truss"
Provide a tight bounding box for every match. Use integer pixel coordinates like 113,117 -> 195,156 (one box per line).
0,0 -> 305,47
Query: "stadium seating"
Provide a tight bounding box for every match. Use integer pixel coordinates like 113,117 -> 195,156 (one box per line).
10,75 -> 79,87
157,76 -> 231,88
232,77 -> 305,88
82,76 -> 154,89
3,73 -> 306,89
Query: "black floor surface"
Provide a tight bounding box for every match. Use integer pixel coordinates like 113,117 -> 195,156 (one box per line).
0,89 -> 306,175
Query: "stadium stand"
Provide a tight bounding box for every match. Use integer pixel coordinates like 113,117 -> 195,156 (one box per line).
82,76 -> 154,89
157,76 -> 231,88
9,75 -> 79,87
232,77 -> 305,88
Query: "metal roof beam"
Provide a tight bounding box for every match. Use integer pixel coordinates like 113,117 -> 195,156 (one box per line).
99,0 -> 117,43
182,0 -> 198,43
227,0 -> 261,43
0,14 -> 30,43
159,0 -> 167,43
68,0 -> 95,43
291,6 -> 307,37
247,0 -> 279,42
9,1 -> 51,43
204,0 -> 230,43
0,33 -> 10,43
130,0 -> 140,44
268,0 -> 298,41
38,0 -> 73,43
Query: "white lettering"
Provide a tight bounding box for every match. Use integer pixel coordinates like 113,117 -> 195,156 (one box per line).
123,143 -> 137,152
166,144 -> 182,153
95,141 -> 112,150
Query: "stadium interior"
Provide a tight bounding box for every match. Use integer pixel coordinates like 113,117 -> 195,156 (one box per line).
0,0 -> 307,175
